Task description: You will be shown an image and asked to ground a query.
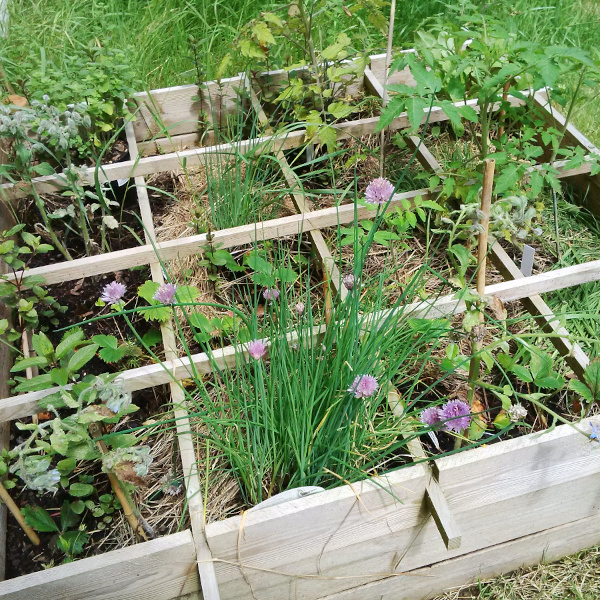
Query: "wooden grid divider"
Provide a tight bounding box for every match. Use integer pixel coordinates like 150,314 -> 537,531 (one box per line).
124,121 -> 221,600
403,136 -> 591,379
0,62 -> 598,594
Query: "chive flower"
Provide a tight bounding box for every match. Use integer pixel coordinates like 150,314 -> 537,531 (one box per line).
365,177 -> 395,205
153,282 -> 178,304
263,288 -> 280,302
100,281 -> 126,305
439,399 -> 471,432
420,407 -> 441,427
343,273 -> 356,290
248,339 -> 267,360
295,302 -> 305,315
348,374 -> 378,399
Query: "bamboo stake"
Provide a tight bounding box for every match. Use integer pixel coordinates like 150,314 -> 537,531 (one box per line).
379,0 -> 396,177
467,158 -> 496,409
0,482 -> 40,545
88,423 -> 148,542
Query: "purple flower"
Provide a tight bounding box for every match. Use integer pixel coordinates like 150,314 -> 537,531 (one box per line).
101,281 -> 126,305
263,288 -> 280,302
439,399 -> 471,433
348,375 -> 378,399
343,274 -> 356,290
248,339 -> 267,360
365,177 -> 395,205
295,302 -> 305,316
420,407 -> 441,427
153,283 -> 178,304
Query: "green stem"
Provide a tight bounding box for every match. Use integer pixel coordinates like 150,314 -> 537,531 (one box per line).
31,188 -> 73,261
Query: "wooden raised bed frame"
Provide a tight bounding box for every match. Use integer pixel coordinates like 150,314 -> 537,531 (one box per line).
0,53 -> 599,600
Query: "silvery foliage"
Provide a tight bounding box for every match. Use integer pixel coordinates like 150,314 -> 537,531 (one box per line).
9,453 -> 61,493
103,446 -> 153,477
461,195 -> 541,240
0,97 -> 91,156
79,375 -> 132,414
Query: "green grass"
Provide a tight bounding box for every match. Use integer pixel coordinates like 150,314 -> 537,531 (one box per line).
2,0 -> 600,147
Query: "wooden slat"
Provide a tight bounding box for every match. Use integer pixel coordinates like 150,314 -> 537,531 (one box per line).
388,389 -> 461,551
1,187 -> 436,286
3,257 -> 600,421
533,91 -> 600,216
0,202 -> 14,580
204,419 -> 600,600
320,512 -> 600,600
0,530 -> 200,600
125,122 -> 221,600
405,137 -> 590,379
131,75 -> 245,141
489,240 -> 589,379
1,94 -> 530,202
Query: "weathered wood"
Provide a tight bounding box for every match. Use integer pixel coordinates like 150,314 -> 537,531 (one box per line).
489,239 -> 590,379
4,257 -> 600,421
388,388 -> 461,551
131,75 -> 246,141
2,187 -> 436,286
406,137 -> 590,379
0,530 -> 200,599
125,122 -> 221,600
320,512 -> 600,599
0,201 -> 14,580
204,419 -> 600,600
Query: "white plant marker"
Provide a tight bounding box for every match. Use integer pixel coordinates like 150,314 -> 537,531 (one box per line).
521,244 -> 535,277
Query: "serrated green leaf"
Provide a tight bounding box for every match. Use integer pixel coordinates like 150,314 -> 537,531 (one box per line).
21,505 -> 59,532
569,379 -> 594,403
583,358 -> 600,400
55,330 -> 85,359
32,331 -> 54,359
405,96 -> 429,132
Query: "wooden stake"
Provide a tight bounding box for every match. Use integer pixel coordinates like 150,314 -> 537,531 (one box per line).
0,481 -> 40,546
467,158 -> 495,410
88,423 -> 149,542
379,0 -> 396,177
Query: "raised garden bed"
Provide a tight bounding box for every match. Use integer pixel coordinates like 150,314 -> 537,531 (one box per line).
1,46 -> 600,600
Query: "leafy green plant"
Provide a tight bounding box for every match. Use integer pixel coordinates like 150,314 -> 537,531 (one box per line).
9,329 -> 97,393
0,99 -> 122,260
2,375 -> 150,561
0,224 -> 65,342
378,8 -> 600,211
22,46 -> 139,159
222,0 -> 388,150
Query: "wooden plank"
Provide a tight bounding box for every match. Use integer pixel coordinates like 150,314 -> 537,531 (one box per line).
203,419 -> 600,600
320,512 -> 600,600
2,187 -> 436,286
489,240 -> 590,379
1,94 -> 530,202
388,389 -> 461,551
4,256 -> 600,421
0,202 -> 14,580
131,75 -> 245,141
125,122 -> 221,600
405,137 -> 590,379
0,530 -> 200,600
533,91 -> 600,216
